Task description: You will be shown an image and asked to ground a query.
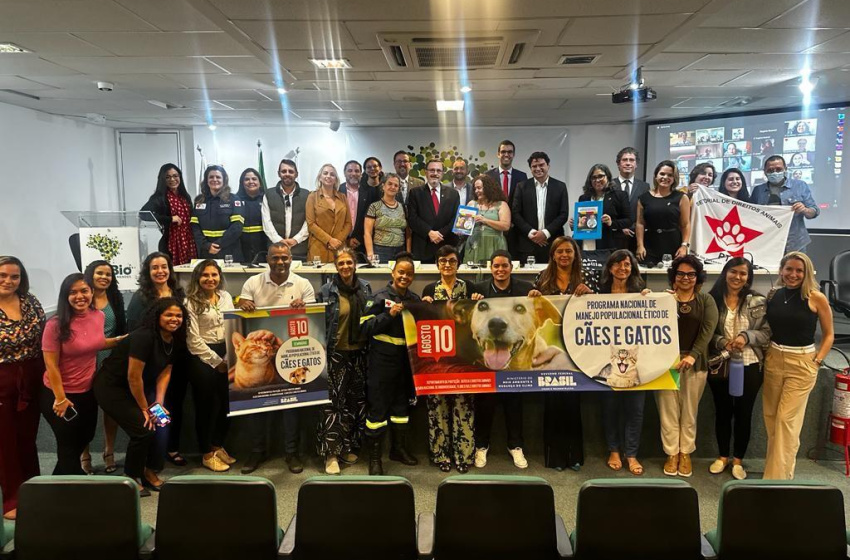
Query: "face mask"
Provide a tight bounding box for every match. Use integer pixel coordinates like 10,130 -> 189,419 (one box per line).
766,171 -> 786,185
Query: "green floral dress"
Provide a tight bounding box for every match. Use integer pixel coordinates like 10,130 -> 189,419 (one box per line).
464,201 -> 507,263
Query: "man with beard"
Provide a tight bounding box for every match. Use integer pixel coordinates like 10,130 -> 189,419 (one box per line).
340,159 -> 377,254
393,150 -> 425,206
261,159 -> 309,260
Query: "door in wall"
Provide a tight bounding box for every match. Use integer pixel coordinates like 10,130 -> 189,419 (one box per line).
117,130 -> 182,256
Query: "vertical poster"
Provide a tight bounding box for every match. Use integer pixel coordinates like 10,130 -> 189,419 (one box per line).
79,226 -> 141,291
225,304 -> 330,416
572,200 -> 603,240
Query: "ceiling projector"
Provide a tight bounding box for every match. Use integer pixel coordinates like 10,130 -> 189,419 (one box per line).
612,67 -> 657,104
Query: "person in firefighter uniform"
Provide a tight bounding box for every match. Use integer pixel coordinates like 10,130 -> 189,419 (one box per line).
191,165 -> 245,262
360,252 -> 420,475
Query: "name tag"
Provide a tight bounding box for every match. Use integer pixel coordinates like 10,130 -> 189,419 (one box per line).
195,203 -> 206,210
219,203 -> 231,208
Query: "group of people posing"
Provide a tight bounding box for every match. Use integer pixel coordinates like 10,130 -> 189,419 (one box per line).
0,140 -> 829,521
139,139 -> 819,276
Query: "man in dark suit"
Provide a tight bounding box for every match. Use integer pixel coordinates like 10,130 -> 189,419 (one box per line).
340,159 -> 377,255
407,158 -> 460,263
511,151 -> 569,264
393,150 -> 426,206
609,147 -> 650,252
485,140 -> 528,258
450,158 -> 474,206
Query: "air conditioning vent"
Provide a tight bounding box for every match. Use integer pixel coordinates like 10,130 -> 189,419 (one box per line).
558,54 -> 600,65
379,31 -> 539,70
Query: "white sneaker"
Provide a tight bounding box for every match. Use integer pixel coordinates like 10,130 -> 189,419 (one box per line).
508,447 -> 528,469
325,455 -> 340,475
709,458 -> 729,474
474,447 -> 489,468
731,464 -> 747,480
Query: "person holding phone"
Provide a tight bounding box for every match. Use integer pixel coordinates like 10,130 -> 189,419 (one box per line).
94,298 -> 187,495
40,273 -> 125,475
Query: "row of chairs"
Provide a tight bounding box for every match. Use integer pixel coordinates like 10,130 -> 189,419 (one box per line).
2,474 -> 849,560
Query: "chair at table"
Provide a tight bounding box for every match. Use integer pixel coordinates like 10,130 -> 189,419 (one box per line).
154,475 -> 283,560
705,480 -> 847,560
571,478 -> 713,560
13,475 -> 153,560
426,475 -> 571,560
279,475 -> 422,560
820,249 -> 850,344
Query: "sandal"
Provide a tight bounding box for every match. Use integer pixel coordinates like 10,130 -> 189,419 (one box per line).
165,452 -> 188,466
103,453 -> 117,474
606,452 -> 622,471
80,451 -> 94,475
437,461 -> 452,473
627,458 -> 644,476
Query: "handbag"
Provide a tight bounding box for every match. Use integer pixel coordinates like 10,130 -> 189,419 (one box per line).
708,350 -> 730,380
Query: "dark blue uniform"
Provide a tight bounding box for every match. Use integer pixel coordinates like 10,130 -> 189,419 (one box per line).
237,193 -> 267,263
190,195 -> 245,262
360,282 -> 420,437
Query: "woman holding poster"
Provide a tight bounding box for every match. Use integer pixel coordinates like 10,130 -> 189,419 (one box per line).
316,248 -> 372,475
529,236 -> 594,471
763,252 -> 833,480
464,174 -> 509,263
657,256 -> 717,478
422,245 -> 475,473
598,250 -> 648,475
570,164 -> 631,252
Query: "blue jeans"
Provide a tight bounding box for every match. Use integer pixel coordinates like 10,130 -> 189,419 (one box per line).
601,391 -> 645,457
373,244 -> 404,264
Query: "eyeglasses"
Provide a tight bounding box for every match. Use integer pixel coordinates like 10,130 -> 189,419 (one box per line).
165,174 -> 180,180
437,258 -> 459,266
675,271 -> 697,279
591,175 -> 607,182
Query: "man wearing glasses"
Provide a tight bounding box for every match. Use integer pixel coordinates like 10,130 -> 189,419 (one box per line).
486,140 -> 528,258
261,159 -> 309,260
393,150 -> 425,206
407,158 -> 460,263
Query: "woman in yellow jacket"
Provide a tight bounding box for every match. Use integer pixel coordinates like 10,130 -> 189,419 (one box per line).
306,164 -> 352,263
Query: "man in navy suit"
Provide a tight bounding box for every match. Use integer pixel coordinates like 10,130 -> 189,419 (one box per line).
407,158 -> 460,263
485,140 -> 528,258
340,159 -> 377,255
511,151 -> 569,264
609,147 -> 650,252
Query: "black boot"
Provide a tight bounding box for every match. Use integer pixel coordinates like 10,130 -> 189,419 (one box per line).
389,424 -> 419,466
368,436 -> 384,476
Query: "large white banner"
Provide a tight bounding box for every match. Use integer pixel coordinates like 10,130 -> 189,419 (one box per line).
689,186 -> 793,267
79,227 -> 141,291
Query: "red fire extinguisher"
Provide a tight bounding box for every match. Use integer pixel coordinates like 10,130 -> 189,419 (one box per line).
825,348 -> 850,475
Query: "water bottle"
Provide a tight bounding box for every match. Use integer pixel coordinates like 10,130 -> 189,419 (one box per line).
728,352 -> 744,397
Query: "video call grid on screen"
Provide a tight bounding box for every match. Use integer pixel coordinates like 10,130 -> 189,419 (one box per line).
645,103 -> 847,231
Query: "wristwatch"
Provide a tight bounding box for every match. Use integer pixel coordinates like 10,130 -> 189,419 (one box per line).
680,242 -> 690,248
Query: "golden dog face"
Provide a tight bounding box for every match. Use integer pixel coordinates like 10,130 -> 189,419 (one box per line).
288,367 -> 308,384
467,298 -> 562,370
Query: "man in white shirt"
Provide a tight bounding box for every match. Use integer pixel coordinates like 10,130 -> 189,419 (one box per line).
610,147 -> 650,252
511,151 -> 569,264
393,150 -> 425,206
238,242 -> 316,474
261,159 -> 309,260
451,158 -> 474,206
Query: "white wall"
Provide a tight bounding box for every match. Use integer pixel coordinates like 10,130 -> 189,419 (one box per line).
0,102 -> 119,307
193,123 -> 645,204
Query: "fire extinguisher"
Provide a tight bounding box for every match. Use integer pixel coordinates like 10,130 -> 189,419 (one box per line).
828,348 -> 850,446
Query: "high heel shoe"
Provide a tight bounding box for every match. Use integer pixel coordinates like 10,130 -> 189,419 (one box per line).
80,452 -> 94,475
103,453 -> 117,474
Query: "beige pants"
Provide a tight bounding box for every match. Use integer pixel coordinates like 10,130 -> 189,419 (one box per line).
656,369 -> 708,455
762,346 -> 819,480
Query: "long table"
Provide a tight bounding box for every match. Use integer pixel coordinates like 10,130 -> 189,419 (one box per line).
175,261 -> 778,298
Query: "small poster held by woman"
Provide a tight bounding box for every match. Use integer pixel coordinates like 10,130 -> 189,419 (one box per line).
572,201 -> 603,240
452,205 -> 478,236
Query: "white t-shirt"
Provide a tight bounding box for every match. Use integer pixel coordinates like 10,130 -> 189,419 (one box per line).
239,270 -> 316,308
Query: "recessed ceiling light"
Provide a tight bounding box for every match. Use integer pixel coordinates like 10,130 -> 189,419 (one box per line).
0,43 -> 30,54
437,100 -> 464,112
460,85 -> 472,93
309,58 -> 352,69
277,86 -> 288,95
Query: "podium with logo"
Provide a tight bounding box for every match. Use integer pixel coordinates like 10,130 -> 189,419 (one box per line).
61,210 -> 161,290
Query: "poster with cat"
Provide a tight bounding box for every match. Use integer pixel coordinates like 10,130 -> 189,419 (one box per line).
223,304 -> 330,416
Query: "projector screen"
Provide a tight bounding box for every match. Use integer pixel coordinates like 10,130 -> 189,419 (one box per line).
646,104 -> 847,232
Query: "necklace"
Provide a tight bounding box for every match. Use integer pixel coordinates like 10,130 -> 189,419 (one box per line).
162,339 -> 174,356
675,292 -> 695,314
782,287 -> 801,304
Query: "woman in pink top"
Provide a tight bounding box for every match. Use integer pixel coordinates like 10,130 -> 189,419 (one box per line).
41,273 -> 124,475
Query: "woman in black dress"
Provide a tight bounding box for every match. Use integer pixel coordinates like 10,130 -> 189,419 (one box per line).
94,298 -> 187,495
636,160 -> 691,267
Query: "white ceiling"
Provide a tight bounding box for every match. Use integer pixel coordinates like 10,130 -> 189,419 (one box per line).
0,0 -> 849,128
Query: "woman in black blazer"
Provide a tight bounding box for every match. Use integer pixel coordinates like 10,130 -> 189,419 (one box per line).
570,163 -> 631,252
140,164 -> 197,265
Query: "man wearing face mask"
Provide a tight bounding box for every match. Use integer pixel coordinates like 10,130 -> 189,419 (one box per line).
751,155 -> 819,253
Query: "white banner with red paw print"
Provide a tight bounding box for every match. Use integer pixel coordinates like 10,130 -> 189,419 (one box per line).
689,186 -> 793,267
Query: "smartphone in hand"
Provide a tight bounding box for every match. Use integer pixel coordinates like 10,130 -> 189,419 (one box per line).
147,403 -> 171,427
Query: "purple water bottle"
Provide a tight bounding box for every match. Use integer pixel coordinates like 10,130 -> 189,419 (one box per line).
728,352 -> 744,397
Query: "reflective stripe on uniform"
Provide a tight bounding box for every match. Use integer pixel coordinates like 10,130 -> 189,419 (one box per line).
243,225 -> 263,233
390,416 -> 409,424
360,314 -> 375,324
366,419 -> 388,430
190,217 -> 199,223
230,215 -> 245,223
374,334 -> 405,345
202,229 -> 225,237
